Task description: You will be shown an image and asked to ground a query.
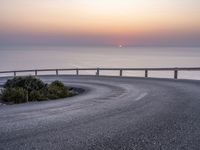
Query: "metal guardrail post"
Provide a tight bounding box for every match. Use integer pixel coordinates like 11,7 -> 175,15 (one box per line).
14,71 -> 16,77
174,70 -> 178,79
76,69 -> 79,75
96,68 -> 100,76
35,70 -> 37,76
56,69 -> 59,76
120,69 -> 123,77
145,70 -> 148,78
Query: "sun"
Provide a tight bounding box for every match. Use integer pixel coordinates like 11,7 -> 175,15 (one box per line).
118,45 -> 123,48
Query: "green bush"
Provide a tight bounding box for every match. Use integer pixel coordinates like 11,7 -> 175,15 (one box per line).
29,89 -> 48,101
48,80 -> 69,99
1,87 -> 28,104
49,80 -> 65,88
1,77 -> 73,104
4,76 -> 47,93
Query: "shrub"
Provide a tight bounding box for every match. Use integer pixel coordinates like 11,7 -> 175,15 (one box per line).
1,77 -> 74,104
1,87 -> 28,104
49,80 -> 65,88
4,76 -> 47,93
29,89 -> 48,101
48,80 -> 69,99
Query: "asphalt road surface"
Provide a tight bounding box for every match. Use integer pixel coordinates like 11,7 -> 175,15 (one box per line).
0,75 -> 200,150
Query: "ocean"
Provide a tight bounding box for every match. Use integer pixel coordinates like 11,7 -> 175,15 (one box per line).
0,46 -> 200,79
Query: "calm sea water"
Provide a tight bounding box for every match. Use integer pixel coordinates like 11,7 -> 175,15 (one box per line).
0,46 -> 200,79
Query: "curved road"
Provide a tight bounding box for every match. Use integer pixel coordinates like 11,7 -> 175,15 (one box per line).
0,76 -> 200,150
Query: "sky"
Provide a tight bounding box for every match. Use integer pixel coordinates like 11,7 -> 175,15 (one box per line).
0,0 -> 200,46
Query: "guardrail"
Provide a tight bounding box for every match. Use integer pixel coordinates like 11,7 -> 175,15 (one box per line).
0,67 -> 200,79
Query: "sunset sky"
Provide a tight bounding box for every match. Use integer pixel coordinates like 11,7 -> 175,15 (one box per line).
0,0 -> 200,46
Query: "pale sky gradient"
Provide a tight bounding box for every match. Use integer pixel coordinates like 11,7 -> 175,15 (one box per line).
0,0 -> 200,46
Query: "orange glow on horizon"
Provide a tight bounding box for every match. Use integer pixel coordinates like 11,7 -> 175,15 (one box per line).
0,0 -> 200,37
